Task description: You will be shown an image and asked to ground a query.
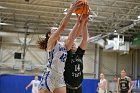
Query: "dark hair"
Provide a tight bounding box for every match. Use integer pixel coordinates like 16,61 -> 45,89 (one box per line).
37,31 -> 51,50
121,69 -> 126,72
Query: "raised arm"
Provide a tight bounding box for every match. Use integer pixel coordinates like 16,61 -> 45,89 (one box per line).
79,20 -> 88,50
48,1 -> 83,50
65,14 -> 89,51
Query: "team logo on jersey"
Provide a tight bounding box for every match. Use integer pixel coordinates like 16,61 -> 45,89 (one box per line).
59,44 -> 67,63
59,44 -> 66,52
60,53 -> 67,63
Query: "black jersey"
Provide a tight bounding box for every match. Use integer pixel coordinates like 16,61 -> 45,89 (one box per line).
119,77 -> 130,92
64,47 -> 85,87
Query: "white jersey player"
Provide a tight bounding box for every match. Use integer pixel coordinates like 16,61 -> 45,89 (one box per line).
98,73 -> 107,93
37,1 -> 89,93
39,41 -> 67,92
26,76 -> 40,93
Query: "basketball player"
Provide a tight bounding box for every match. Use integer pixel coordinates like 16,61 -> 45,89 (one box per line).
38,1 -> 86,93
98,73 -> 107,93
64,14 -> 88,93
26,75 -> 40,93
117,70 -> 133,93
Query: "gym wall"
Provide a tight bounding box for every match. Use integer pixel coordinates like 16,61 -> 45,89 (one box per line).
0,38 -> 96,79
100,51 -> 133,80
137,50 -> 140,77
1,36 -> 140,80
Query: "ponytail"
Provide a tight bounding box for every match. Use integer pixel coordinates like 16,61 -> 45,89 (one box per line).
37,31 -> 51,50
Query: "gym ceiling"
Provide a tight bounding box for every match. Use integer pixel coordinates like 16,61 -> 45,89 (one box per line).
0,0 -> 140,41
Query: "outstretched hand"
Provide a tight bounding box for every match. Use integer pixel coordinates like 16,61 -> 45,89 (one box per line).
76,14 -> 89,24
70,0 -> 83,11
25,87 -> 28,90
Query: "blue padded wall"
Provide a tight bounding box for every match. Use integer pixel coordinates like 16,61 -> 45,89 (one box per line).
82,79 -> 99,93
0,74 -> 99,93
0,74 -> 39,93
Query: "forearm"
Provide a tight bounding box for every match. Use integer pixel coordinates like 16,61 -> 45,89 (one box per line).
69,20 -> 86,39
58,8 -> 74,32
79,23 -> 88,50
26,84 -> 31,89
65,19 -> 86,50
117,84 -> 119,93
26,85 -> 29,88
65,21 -> 80,50
83,24 -> 88,37
128,78 -> 133,92
117,79 -> 120,93
129,83 -> 133,91
48,8 -> 74,48
117,85 -> 120,93
75,20 -> 87,37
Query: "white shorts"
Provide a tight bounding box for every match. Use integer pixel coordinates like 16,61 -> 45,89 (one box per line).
99,88 -> 106,93
39,69 -> 66,92
32,88 -> 38,93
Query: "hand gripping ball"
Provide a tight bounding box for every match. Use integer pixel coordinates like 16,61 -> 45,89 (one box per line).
73,0 -> 89,14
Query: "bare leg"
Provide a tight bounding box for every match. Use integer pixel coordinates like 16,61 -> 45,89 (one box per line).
39,89 -> 53,93
53,86 -> 66,93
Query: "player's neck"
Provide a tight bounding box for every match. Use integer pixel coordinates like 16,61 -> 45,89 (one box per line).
71,50 -> 76,53
121,76 -> 126,78
100,78 -> 104,80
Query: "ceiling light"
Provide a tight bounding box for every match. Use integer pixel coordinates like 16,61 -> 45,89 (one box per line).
72,13 -> 76,16
0,6 -> 6,9
63,12 -> 67,15
137,15 -> 140,19
54,24 -> 58,26
0,23 -> 12,25
64,8 -> 67,12
114,30 -> 117,32
63,12 -> 76,16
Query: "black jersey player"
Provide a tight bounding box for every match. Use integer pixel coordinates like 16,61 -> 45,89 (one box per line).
64,14 -> 89,93
117,70 -> 133,93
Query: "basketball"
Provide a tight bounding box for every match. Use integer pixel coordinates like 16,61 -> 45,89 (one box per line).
74,0 -> 89,14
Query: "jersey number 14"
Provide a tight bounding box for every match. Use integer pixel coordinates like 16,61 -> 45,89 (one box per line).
75,64 -> 80,71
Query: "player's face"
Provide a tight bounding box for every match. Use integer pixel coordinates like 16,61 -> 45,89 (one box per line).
48,27 -> 58,37
71,43 -> 77,51
100,73 -> 104,79
121,70 -> 126,77
35,76 -> 38,80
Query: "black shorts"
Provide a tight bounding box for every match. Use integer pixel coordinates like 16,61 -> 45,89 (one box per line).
120,90 -> 129,93
66,86 -> 82,93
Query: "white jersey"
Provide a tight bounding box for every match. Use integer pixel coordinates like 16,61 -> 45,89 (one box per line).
99,79 -> 107,93
47,42 -> 67,75
31,80 -> 40,90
